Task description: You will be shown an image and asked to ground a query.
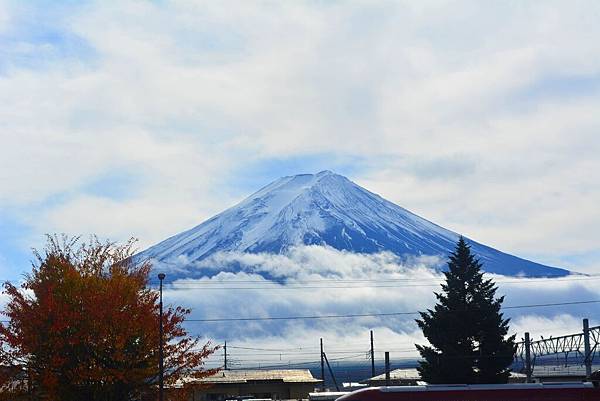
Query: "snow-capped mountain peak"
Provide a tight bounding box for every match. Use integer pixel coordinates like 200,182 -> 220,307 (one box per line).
136,171 -> 569,278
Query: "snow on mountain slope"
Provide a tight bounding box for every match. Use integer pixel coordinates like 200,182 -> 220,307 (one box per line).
136,171 -> 570,278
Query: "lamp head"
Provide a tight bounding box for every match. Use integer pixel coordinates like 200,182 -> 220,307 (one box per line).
158,273 -> 166,281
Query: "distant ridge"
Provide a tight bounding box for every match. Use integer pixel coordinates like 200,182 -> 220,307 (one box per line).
136,171 -> 570,278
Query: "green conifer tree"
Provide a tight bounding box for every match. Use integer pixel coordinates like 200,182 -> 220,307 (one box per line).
415,237 -> 516,384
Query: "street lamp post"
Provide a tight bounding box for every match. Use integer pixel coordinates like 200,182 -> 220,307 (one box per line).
158,273 -> 166,401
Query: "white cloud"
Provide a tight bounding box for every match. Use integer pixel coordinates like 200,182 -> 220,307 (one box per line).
510,314 -> 585,342
1,244 -> 597,367
194,246 -> 445,280
154,246 -> 600,367
1,1 -> 599,272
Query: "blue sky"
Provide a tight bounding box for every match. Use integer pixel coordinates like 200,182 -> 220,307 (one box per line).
1,0 -> 600,280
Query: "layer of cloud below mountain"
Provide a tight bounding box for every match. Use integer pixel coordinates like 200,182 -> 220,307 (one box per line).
155,246 -> 600,368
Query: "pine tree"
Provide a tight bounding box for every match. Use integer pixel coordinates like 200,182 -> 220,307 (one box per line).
415,237 -> 516,384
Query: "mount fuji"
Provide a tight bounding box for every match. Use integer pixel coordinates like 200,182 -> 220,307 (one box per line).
136,171 -> 570,278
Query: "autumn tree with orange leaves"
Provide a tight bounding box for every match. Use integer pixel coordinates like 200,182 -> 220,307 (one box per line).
0,235 -> 218,401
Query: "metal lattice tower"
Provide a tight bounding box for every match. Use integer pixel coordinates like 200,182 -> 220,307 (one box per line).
514,318 -> 600,380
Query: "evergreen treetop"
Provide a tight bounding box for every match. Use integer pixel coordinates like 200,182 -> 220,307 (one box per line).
415,236 -> 516,384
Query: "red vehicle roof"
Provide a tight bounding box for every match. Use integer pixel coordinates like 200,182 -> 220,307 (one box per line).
337,383 -> 599,401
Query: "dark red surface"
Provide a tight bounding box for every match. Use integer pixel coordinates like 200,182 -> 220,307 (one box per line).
338,385 -> 600,401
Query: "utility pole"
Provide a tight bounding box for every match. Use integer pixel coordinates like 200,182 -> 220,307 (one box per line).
224,340 -> 228,370
370,330 -> 375,378
384,352 -> 390,386
320,338 -> 325,391
583,318 -> 592,378
158,273 -> 166,401
524,332 -> 532,383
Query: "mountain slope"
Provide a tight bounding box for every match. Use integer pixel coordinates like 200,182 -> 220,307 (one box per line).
136,171 -> 569,277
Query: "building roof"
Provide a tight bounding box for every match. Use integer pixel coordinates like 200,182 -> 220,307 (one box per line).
200,369 -> 322,384
362,368 -> 527,384
362,368 -> 421,383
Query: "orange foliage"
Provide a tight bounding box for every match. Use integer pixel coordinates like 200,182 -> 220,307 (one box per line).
0,235 -> 219,401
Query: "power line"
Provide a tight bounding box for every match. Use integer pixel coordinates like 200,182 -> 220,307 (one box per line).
147,276 -> 600,290
186,311 -> 418,322
227,353 -> 368,362
182,299 -> 600,323
228,345 -> 417,352
224,349 -> 420,357
227,346 -> 367,356
215,342 -> 421,352
146,272 -> 598,285
2,299 -> 598,325
221,349 -> 534,370
228,345 -> 316,351
228,353 -> 372,370
5,274 -> 596,288
225,343 -> 420,352
502,300 -> 600,310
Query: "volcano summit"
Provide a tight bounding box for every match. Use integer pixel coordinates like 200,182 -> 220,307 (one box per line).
136,171 -> 569,278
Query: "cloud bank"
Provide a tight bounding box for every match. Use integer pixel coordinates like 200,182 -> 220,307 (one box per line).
154,246 -> 600,368
1,244 -> 596,368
